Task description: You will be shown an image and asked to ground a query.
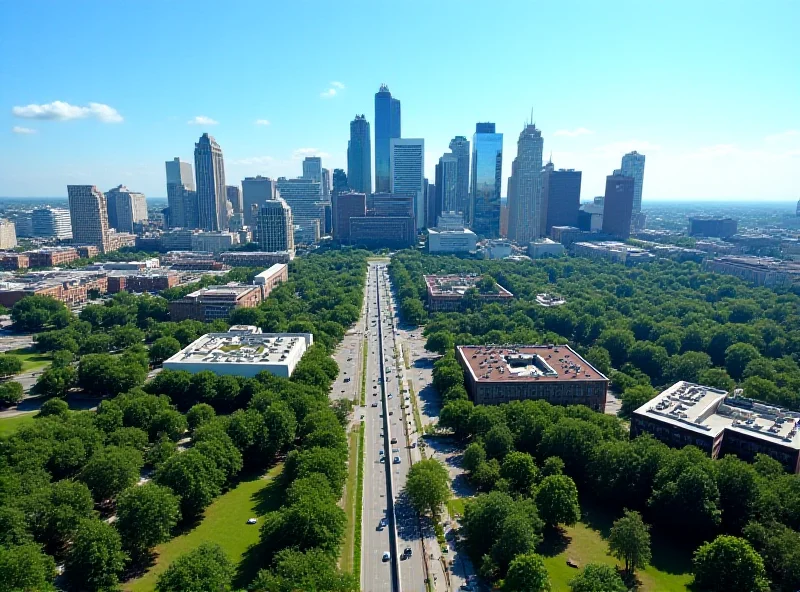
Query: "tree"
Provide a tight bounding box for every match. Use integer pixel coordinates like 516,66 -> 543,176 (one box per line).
32,365 -> 77,398
401,297 -> 426,325
585,346 -> 611,375
111,324 -> 145,349
463,442 -> 487,473
568,563 -> 626,592
619,384 -> 656,419
156,449 -> 226,518
502,553 -> 551,592
743,520 -> 800,592
149,336 -> 182,364
484,424 -> 514,460
461,491 -> 516,560
0,381 -> 24,406
285,446 -> 347,496
0,354 -> 23,376
608,509 -> 651,574
491,503 -> 544,574
39,397 -> 69,417
715,455 -> 759,532
80,445 -> 144,502
156,543 -> 234,592
11,294 -> 69,332
692,535 -> 769,592
501,451 -> 539,494
535,475 -> 580,529
597,329 -> 634,367
698,367 -> 735,392
116,483 -> 181,561
0,543 -> 57,592
668,351 -> 712,383
65,518 -> 127,592
425,331 -> 454,354
405,459 -> 450,516
187,403 -> 216,431
259,496 -> 347,560
725,343 -> 761,380
250,548 -> 358,592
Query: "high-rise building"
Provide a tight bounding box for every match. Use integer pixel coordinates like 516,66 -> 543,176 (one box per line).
321,168 -> 331,199
332,169 -> 348,196
67,185 -> 111,252
426,182 -> 437,231
435,153 -> 459,222
621,151 -> 646,214
348,115 -> 371,194
542,163 -> 582,233
507,124 -> 544,244
601,173 -> 635,239
0,220 -> 17,250
390,138 -> 424,229
165,157 -> 194,228
276,178 -> 323,244
105,185 -> 147,233
256,198 -> 295,254
32,207 -> 72,239
302,157 -> 323,186
226,185 -> 243,214
374,84 -> 401,193
194,133 -> 228,231
332,191 -> 367,242
242,176 -> 277,227
449,136 -> 470,217
470,123 -> 503,238
166,157 -> 194,190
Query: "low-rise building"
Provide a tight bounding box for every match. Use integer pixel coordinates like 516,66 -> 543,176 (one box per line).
0,253 -> 29,270
106,272 -> 179,294
528,238 -> 565,259
25,247 -> 80,268
550,225 -> 586,247
253,263 -> 288,298
168,283 -> 263,322
0,271 -> 108,307
163,326 -> 312,378
483,239 -> 513,260
424,274 -> 514,312
456,344 -> 608,411
689,217 -> 738,238
535,293 -> 566,307
703,256 -> 800,287
218,251 -> 293,267
572,241 -> 655,264
631,382 -> 800,474
191,231 -> 239,254
427,227 -> 477,254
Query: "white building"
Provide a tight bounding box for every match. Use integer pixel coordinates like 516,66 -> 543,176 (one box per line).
191,231 -> 239,253
257,198 -> 295,254
507,124 -> 544,244
106,185 -> 148,233
528,238 -> 565,259
428,227 -> 477,254
0,219 -> 17,250
32,207 -> 72,239
390,138 -> 425,230
484,239 -> 513,260
163,326 -> 313,378
621,151 -> 646,214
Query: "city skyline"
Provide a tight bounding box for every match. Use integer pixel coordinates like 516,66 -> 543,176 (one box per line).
1,1 -> 798,201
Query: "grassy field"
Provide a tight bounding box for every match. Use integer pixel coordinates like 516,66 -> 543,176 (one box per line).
341,425 -> 362,573
6,348 -> 51,373
124,464 -> 283,592
0,412 -> 37,436
445,498 -> 466,519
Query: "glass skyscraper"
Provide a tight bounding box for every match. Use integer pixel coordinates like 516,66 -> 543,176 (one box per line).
348,115 -> 372,195
194,133 -> 228,231
448,136 -> 470,220
374,84 -> 401,193
620,151 -> 646,213
469,123 -> 503,238
507,124 -> 544,244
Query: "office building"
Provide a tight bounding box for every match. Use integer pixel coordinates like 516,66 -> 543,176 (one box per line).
194,133 -> 228,231
242,176 -> 277,227
163,326 -> 312,379
347,115 -> 372,194
528,238 -> 565,259
106,185 -> 147,233
425,182 -> 437,231
0,270 -> 109,308
427,227 -> 477,254
24,247 -> 80,267
321,168 -> 331,199
332,191 -> 366,241
253,263 -> 289,298
0,253 -> 29,270
507,123 -> 544,244
424,274 -> 513,312
601,173 -> 635,239
572,241 -> 654,264
165,157 -> 195,228
67,185 -> 111,253
0,220 -> 17,250
449,136 -> 470,217
456,344 -> 608,411
345,193 -> 416,247
32,207 -> 72,239
631,382 -> 800,474
689,217 -> 738,238
390,138 -> 424,229
226,185 -> 243,214
276,178 -> 323,244
11,213 -> 32,238
484,239 -> 513,260
332,168 -> 348,195
106,271 -> 179,295
543,164 -> 582,233
302,157 -> 323,186
470,123 -> 503,238
219,251 -> 293,267
703,256 -> 800,288
256,198 -> 295,254
620,151 -> 646,215
169,284 -> 263,322
166,157 -> 194,190
374,84 -> 401,193
436,153 -> 459,217
191,231 -> 238,254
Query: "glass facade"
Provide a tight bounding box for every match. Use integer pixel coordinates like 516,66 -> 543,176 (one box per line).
469,124 -> 503,238
374,85 -> 401,193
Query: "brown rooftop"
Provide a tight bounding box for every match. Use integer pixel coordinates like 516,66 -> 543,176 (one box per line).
457,344 -> 607,383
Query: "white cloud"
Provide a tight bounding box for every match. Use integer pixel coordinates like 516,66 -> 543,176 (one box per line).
254,119 -> 271,126
320,88 -> 337,98
230,156 -> 275,166
188,115 -> 218,125
293,148 -> 330,159
765,130 -> 799,143
553,127 -> 594,137
330,81 -> 345,89
12,126 -> 36,134
12,100 -> 123,123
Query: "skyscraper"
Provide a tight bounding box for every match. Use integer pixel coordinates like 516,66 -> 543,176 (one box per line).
106,185 -> 148,233
332,169 -> 348,195
449,136 -> 470,218
242,176 -> 277,227
276,177 -> 324,244
226,185 -> 243,214
67,185 -> 111,252
302,157 -> 323,184
165,157 -> 194,190
436,153 -> 459,215
194,133 -> 228,231
374,84 -> 401,193
542,163 -> 582,233
165,157 -> 194,228
347,115 -> 371,194
332,191 -> 367,242
321,168 -> 331,199
507,124 -> 544,244
621,151 -> 646,213
256,197 -> 294,254
32,207 -> 72,239
390,138 -> 424,230
601,172 -> 635,239
470,123 -> 503,238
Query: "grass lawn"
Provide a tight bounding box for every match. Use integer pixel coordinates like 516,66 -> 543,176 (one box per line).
0,412 -> 37,436
124,464 -> 284,592
6,348 -> 51,373
446,498 -> 465,519
341,425 -> 361,573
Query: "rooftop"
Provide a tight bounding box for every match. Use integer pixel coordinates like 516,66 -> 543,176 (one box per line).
535,293 -> 566,307
424,274 -> 513,298
457,344 -> 607,383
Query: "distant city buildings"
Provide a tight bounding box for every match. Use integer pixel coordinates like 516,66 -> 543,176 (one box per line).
427,226 -> 477,254
374,84 -> 401,193
621,151 -> 646,214
332,168 -> 348,196
689,217 -> 738,238
226,185 -> 243,214
165,157 -> 196,229
106,185 -> 147,233
507,123 -> 544,244
470,123 -> 503,238
390,138 -> 425,229
348,115 -> 372,195
704,255 -> 800,288
528,238 -> 565,259
347,193 -> 416,248
256,197 -> 295,254
194,133 -> 229,231
302,156 -> 323,185
424,273 -> 513,312
601,172 -> 635,239
435,153 -> 459,219
321,168 -> 331,199
31,208 -> 72,240
67,185 -> 111,253
242,176 -> 277,227
448,135 -> 470,219
332,191 -> 366,242
543,164 -> 582,233
0,220 -> 17,250
276,177 -> 323,244
572,241 -> 654,264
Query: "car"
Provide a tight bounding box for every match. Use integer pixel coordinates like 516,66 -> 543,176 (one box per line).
403,547 -> 412,557
393,456 -> 401,464
347,357 -> 352,361
246,518 -> 258,524
371,402 -> 378,407
379,518 -> 387,527
389,411 -> 393,416
380,456 -> 386,463
388,393 -> 393,399
379,449 -> 384,455
344,377 -> 351,383
392,448 -> 400,452
391,437 -> 397,444
460,585 -> 474,591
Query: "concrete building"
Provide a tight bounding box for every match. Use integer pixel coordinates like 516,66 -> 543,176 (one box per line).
528,238 -> 565,259
507,124 -> 544,244
256,198 -> 295,254
704,256 -> 800,288
253,263 -> 288,298
390,138 -> 425,229
169,283 -> 263,322
543,165 -> 582,233
456,344 -> 608,411
0,220 -> 17,250
348,216 -> 416,248
25,247 -> 80,267
435,153 -> 459,218
449,135 -> 470,217
620,150 -> 646,216
631,382 -> 800,474
332,168 -> 348,195
163,326 -> 312,379
572,241 -> 654,264
332,191 -> 366,242
219,251 -> 293,267
374,84 -> 401,193
106,185 -> 147,233
67,185 -> 111,253
226,185 -> 243,214
194,133 -> 228,231
165,157 -> 195,229
601,173 -> 635,239
242,176 -> 277,227
470,123 -> 503,238
689,217 -> 738,238
348,115 -> 372,195
427,227 -> 477,254
424,273 -> 513,312
321,168 -> 331,199
106,271 -> 179,294
32,207 -> 72,239
191,231 -> 239,254
484,239 -> 513,260
0,270 -> 108,307
276,177 -> 323,244
550,225 -> 585,247
302,156 -> 322,185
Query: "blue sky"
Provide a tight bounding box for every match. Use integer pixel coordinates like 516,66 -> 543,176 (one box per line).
1,0 -> 798,201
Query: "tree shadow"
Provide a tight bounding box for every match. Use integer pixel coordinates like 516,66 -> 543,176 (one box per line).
647,529 -> 694,577
394,490 -> 422,543
538,526 -> 571,557
579,497 -> 616,538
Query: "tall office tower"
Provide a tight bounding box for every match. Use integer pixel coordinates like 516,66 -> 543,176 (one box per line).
601,172 -> 635,239
226,185 -> 243,214
0,220 -> 17,250
449,136 -> 470,218
506,124 -> 544,244
302,156 -> 323,185
348,115 -> 372,194
390,138 -> 425,229
106,185 -> 147,233
620,151 -> 646,213
32,207 -> 73,239
276,177 -> 324,244
437,153 -> 459,214
542,162 -> 582,233
470,123 -> 503,238
165,157 -> 194,228
67,185 -> 111,252
242,176 -> 277,227
194,133 -> 228,231
332,191 -> 367,242
374,84 -> 401,192
426,182 -> 437,231
332,169 -> 348,196
321,168 -> 331,199
256,197 -> 295,254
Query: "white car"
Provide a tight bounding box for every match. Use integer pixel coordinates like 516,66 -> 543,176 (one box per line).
382,551 -> 391,561
246,518 -> 257,525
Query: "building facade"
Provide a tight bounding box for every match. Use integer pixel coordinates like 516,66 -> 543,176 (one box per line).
67,185 -> 111,252
470,123 -> 503,238
332,191 -> 367,242
390,138 -> 425,229
689,217 -> 738,238
256,198 -> 295,254
275,178 -> 323,244
436,153 -> 459,216
302,156 -> 322,185
242,176 -> 277,227
194,133 -> 228,231
374,84 -> 401,193
0,219 -> 17,250
169,284 -> 263,322
347,115 -> 372,195
542,165 -> 582,233
507,124 -> 544,244
106,185 -> 147,233
32,207 -> 72,239
424,273 -> 514,312
253,263 -> 289,298
226,185 -> 243,214
449,135 -> 470,218
601,173 -> 635,239
165,157 -> 195,229
427,228 -> 477,253
620,151 -> 646,215
219,251 -> 293,267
